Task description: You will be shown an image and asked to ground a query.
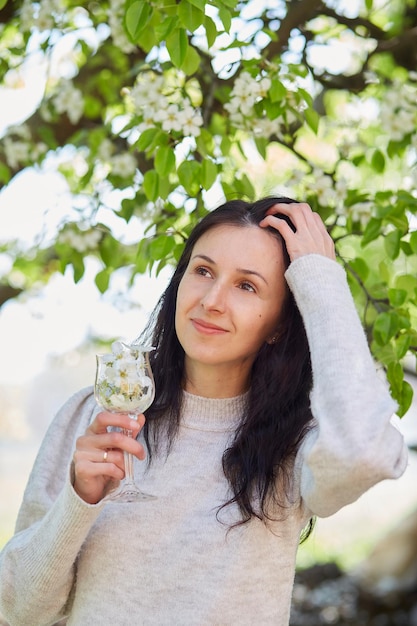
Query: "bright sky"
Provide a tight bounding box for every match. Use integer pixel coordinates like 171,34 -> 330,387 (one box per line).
0,137 -> 170,385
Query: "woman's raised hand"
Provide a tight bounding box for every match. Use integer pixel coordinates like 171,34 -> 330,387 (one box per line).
259,202 -> 336,262
72,412 -> 146,504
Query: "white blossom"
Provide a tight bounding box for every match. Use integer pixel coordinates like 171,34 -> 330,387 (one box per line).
310,168 -> 336,205
350,202 -> 373,226
380,81 -> 417,141
53,80 -> 84,124
125,72 -> 204,139
19,0 -> 35,31
97,139 -> 114,161
177,106 -> 203,137
253,116 -> 283,139
287,169 -> 306,187
7,124 -> 31,140
155,103 -> 183,133
137,115 -> 158,133
251,77 -> 271,99
225,71 -> 275,130
95,343 -> 155,413
110,152 -> 137,177
130,75 -> 166,110
59,227 -> 101,253
31,142 -> 48,160
3,138 -> 30,168
4,69 -> 25,89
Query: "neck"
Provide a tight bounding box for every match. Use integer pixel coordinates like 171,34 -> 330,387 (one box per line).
183,362 -> 250,398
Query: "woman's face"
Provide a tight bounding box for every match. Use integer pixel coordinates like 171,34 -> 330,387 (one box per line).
175,224 -> 287,385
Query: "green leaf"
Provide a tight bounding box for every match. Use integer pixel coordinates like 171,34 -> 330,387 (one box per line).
387,361 -> 403,394
201,159 -> 218,190
187,0 -> 205,9
155,17 -> 177,43
99,235 -> 120,267
177,160 -> 201,195
136,127 -> 162,152
388,288 -> 407,307
218,6 -> 232,32
182,45 -> 201,75
149,235 -> 176,260
166,28 -> 189,68
384,229 -> 401,259
204,15 -> 218,47
195,128 -> 214,156
395,274 -> 417,298
389,214 -> 409,234
143,169 -> 160,201
95,268 -> 111,293
178,0 -> 205,32
155,146 -> 176,177
378,260 -> 391,283
135,238 -> 150,273
397,380 -> 413,417
0,161 -> 11,184
233,174 -> 255,200
409,230 -> 417,254
254,136 -> 268,159
365,0 -> 373,10
395,333 -> 411,360
373,312 -> 399,345
124,0 -> 152,41
304,108 -> 320,134
269,79 -> 286,102
72,255 -> 85,283
361,218 -> 382,246
387,363 -> 413,417
118,201 -> 135,222
349,257 -> 369,281
157,174 -> 171,200
264,100 -> 283,121
371,149 -> 385,173
0,0 -> 8,9
220,135 -> 232,156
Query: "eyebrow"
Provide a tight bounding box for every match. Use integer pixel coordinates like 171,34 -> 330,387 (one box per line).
191,254 -> 269,285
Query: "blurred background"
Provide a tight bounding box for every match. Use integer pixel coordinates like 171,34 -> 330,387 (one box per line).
1,0 -> 417,623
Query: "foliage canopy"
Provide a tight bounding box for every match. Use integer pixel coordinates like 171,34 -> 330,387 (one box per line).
0,0 -> 416,414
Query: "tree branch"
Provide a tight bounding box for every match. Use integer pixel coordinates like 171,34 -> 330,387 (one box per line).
266,0 -> 325,56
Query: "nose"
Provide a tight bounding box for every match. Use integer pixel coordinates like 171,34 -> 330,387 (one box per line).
201,281 -> 227,313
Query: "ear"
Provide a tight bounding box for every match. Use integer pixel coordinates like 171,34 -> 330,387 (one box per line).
266,331 -> 281,345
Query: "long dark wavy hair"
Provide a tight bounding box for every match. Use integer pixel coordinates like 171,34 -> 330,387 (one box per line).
139,196 -> 314,532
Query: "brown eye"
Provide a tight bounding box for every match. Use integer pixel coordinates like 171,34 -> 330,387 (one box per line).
239,281 -> 255,293
195,266 -> 211,277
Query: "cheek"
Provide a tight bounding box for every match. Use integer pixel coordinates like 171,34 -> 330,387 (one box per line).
175,280 -> 191,339
174,290 -> 183,335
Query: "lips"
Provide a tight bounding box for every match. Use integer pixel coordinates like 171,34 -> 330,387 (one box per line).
191,318 -> 228,335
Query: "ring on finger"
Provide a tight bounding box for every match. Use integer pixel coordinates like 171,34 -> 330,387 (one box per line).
103,450 -> 108,462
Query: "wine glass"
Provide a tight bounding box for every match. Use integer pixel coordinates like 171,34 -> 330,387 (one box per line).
94,341 -> 156,503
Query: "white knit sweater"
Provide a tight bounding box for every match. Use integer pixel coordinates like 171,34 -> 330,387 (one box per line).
0,255 -> 408,626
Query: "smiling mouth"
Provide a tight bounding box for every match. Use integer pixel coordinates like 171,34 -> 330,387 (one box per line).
191,319 -> 228,335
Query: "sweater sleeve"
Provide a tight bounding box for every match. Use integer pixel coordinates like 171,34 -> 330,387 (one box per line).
286,255 -> 408,518
0,386 -> 105,626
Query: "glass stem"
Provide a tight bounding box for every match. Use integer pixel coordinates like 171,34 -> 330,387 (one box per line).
122,413 -> 137,486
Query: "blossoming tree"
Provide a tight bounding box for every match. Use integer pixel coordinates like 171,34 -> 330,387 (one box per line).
0,0 -> 416,414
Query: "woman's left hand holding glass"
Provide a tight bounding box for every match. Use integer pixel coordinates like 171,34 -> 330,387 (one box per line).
259,202 -> 336,262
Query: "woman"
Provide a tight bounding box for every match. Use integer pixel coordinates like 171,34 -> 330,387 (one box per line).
0,198 -> 407,625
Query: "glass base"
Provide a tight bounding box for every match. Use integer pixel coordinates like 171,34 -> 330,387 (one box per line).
105,484 -> 157,503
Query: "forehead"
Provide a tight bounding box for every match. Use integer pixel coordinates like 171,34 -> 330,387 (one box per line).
191,224 -> 284,270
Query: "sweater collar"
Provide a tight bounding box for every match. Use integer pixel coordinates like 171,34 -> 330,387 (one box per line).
180,390 -> 249,432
